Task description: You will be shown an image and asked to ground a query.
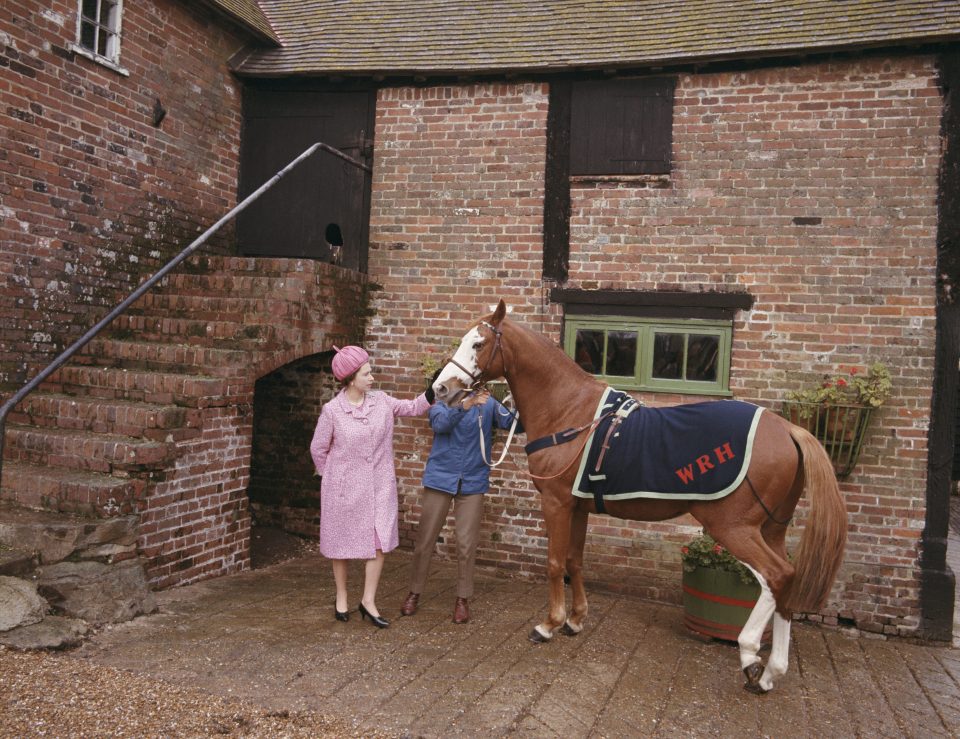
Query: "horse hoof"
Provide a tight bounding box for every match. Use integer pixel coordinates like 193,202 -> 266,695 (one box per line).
528,628 -> 550,643
560,623 -> 580,637
742,663 -> 766,694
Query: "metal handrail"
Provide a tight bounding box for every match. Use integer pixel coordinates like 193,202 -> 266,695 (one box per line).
0,142 -> 371,489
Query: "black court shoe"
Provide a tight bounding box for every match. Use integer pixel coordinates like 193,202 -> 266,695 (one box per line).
335,607 -> 349,622
358,602 -> 390,628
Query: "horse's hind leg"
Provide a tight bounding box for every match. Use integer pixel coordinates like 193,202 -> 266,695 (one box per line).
713,531 -> 795,692
561,506 -> 589,636
759,612 -> 792,692
739,566 -> 777,693
753,519 -> 795,691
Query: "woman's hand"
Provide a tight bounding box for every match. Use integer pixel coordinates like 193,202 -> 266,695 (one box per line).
461,390 -> 490,410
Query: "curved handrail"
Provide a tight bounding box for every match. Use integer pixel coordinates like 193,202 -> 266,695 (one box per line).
0,142 -> 371,489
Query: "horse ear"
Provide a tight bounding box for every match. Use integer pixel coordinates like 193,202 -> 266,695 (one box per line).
492,299 -> 506,324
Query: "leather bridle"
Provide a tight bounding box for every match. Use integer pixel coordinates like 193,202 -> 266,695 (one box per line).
445,320 -> 504,391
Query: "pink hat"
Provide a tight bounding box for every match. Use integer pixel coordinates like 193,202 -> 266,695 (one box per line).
331,345 -> 370,381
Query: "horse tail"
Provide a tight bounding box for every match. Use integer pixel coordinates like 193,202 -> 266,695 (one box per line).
781,424 -> 848,614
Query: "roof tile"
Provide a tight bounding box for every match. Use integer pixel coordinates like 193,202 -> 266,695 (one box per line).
235,0 -> 960,76
204,0 -> 280,44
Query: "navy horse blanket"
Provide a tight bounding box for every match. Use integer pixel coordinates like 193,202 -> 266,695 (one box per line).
572,389 -> 763,509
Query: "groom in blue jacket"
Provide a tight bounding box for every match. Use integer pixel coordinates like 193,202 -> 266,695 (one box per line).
400,389 -> 515,623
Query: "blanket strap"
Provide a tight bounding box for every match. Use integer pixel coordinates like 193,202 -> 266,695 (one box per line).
593,398 -> 639,473
594,417 -> 622,473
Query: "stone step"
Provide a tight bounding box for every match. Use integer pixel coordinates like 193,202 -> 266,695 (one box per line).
8,392 -> 202,441
163,257 -> 335,288
0,499 -> 138,564
0,546 -> 36,577
123,290 -> 313,322
0,461 -> 146,515
4,425 -> 175,474
81,338 -> 250,375
107,312 -> 297,348
40,365 -> 229,407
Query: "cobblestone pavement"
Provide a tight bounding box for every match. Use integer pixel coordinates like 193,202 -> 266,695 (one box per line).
73,551 -> 960,738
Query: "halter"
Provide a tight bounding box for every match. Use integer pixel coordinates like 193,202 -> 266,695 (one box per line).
443,320 -> 519,467
446,320 -> 505,391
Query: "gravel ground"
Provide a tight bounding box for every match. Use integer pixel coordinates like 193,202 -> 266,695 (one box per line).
0,647 -> 385,738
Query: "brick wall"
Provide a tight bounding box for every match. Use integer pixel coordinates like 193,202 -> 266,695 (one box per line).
114,256 -> 369,587
367,56 -> 941,635
0,0 -> 245,389
367,80 -> 551,584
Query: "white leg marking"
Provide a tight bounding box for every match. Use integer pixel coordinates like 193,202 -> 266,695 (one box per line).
759,612 -> 792,692
563,618 -> 583,634
738,565 -> 775,671
534,623 -> 554,640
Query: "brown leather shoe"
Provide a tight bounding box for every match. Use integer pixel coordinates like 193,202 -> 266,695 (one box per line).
400,591 -> 419,617
453,597 -> 470,624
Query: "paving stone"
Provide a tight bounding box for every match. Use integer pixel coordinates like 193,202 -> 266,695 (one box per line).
70,550 -> 960,738
0,615 -> 88,650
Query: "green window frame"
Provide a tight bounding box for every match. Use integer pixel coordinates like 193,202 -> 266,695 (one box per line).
563,316 -> 732,396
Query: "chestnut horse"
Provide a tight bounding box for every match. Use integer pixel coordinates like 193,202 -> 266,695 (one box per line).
432,300 -> 847,693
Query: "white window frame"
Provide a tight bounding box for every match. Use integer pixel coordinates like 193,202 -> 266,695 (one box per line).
70,0 -> 129,76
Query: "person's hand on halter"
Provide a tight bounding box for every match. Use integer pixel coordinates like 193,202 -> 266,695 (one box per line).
461,390 -> 490,410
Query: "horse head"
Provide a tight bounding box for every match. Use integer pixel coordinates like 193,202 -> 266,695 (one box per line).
432,299 -> 508,405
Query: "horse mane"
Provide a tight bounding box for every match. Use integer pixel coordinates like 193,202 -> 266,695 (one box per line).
499,316 -> 597,385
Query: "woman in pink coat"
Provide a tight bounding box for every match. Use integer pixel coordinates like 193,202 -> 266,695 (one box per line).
310,345 -> 431,628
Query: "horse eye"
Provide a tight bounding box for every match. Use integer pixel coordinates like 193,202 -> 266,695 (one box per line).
472,341 -> 484,351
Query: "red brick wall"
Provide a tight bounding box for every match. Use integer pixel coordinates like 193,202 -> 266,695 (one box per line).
0,0 -> 245,389
367,80 -> 551,584
368,57 -> 941,636
127,256 -> 370,588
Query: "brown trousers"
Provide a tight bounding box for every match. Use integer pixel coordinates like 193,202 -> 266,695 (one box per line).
408,487 -> 484,599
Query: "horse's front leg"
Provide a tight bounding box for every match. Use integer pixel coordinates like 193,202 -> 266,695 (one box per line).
529,494 -> 573,643
560,506 -> 589,636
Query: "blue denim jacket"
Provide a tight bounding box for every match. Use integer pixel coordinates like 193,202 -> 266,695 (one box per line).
422,396 -> 517,495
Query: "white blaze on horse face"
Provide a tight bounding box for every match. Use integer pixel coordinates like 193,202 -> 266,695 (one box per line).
433,326 -> 484,403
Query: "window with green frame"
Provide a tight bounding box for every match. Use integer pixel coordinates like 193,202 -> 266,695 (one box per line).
563,316 -> 732,395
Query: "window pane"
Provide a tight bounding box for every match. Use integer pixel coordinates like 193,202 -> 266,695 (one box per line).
82,0 -> 98,21
100,1 -> 117,26
686,334 -> 719,382
652,333 -> 684,379
97,28 -> 109,56
605,330 -> 637,376
574,329 -> 604,374
80,19 -> 96,50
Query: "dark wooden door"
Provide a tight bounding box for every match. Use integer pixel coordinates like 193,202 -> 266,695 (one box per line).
238,88 -> 375,271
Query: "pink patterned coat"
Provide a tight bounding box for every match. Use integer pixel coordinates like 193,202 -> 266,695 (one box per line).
310,389 -> 430,559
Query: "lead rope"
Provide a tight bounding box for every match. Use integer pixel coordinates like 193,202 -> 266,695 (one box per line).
478,393 -> 521,468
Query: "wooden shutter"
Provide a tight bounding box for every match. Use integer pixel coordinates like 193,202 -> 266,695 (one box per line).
238,87 -> 375,270
570,77 -> 675,176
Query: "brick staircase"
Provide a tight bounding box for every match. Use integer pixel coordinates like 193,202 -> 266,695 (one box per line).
1,256 -> 367,590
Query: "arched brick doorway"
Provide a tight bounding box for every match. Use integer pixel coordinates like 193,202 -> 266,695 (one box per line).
247,351 -> 337,566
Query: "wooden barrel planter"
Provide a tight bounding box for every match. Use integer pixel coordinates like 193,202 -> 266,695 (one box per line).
682,566 -> 769,643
